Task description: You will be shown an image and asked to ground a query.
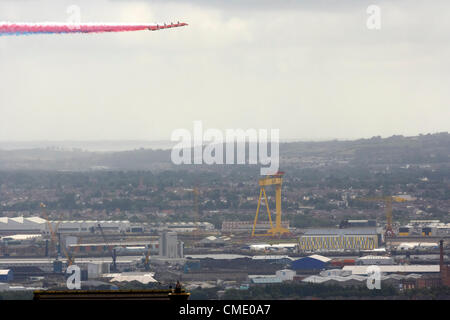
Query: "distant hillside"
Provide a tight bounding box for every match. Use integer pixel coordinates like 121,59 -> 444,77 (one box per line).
282,132 -> 450,165
0,132 -> 448,171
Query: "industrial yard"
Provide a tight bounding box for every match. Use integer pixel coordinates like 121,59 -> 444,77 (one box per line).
0,170 -> 449,299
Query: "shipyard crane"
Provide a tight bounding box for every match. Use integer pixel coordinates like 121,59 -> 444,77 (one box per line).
137,242 -> 152,270
97,223 -> 117,272
40,203 -> 59,257
62,243 -> 75,267
58,228 -> 75,267
359,196 -> 408,237
252,171 -> 290,237
143,245 -> 151,271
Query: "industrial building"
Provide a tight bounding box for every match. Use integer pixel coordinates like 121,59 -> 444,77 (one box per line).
0,256 -> 139,273
0,216 -> 132,235
198,236 -> 230,247
302,273 -> 424,287
276,269 -> 296,281
252,255 -> 293,265
148,231 -> 186,265
1,234 -> 42,242
356,255 -> 394,265
395,242 -> 439,251
343,265 -> 440,275
399,240 -> 450,288
0,217 -> 47,235
248,270 -> 295,284
159,231 -> 184,259
221,221 -> 289,233
68,241 -> 159,255
339,220 -> 377,228
147,222 -> 215,232
298,228 -> 380,252
46,220 -> 131,234
248,243 -> 297,252
398,220 -> 450,237
104,272 -> 157,284
248,275 -> 283,284
290,255 -> 331,271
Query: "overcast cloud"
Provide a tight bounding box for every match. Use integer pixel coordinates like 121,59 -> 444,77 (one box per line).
0,0 -> 449,141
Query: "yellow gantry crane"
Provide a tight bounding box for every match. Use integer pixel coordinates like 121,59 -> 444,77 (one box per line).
359,196 -> 407,237
252,171 -> 290,237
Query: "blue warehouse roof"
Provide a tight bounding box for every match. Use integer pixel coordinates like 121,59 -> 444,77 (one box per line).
291,255 -> 331,271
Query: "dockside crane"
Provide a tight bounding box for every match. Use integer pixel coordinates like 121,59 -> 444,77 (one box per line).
40,203 -> 59,257
359,196 -> 408,237
97,223 -> 117,272
252,171 -> 290,237
143,245 -> 151,271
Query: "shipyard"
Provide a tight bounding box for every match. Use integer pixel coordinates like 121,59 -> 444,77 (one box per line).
0,169 -> 449,300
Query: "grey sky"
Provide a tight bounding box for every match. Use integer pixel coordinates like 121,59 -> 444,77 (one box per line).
0,0 -> 449,141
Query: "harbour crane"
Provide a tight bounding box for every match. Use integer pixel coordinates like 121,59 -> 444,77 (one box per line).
143,245 -> 151,271
40,203 -> 60,257
359,196 -> 408,237
252,171 -> 290,237
97,223 -> 117,272
59,233 -> 75,267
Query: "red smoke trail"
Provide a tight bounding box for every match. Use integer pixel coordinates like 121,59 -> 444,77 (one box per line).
0,22 -> 187,35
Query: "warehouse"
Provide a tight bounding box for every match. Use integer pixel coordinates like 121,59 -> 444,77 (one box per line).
47,220 -> 130,234
248,275 -> 282,284
0,217 -> 47,235
291,254 -> 331,271
275,269 -> 296,281
302,274 -> 367,286
356,255 -> 394,265
0,217 -> 132,235
399,220 -> 450,237
148,222 -> 215,232
221,221 -> 289,233
298,228 -> 379,252
248,269 -> 296,284
252,255 -> 293,265
199,236 -> 230,247
302,273 -> 424,287
68,241 -> 159,254
343,265 -> 440,275
0,257 -> 140,273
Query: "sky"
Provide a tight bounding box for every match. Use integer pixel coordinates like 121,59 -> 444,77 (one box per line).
0,0 -> 449,142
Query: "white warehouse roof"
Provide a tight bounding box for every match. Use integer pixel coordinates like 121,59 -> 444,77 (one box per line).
0,216 -> 47,231
252,255 -> 293,260
308,254 -> 332,263
343,265 -> 440,275
0,269 -> 12,275
357,255 -> 393,260
109,272 -> 157,284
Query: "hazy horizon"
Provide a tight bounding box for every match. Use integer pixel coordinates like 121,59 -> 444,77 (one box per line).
0,131 -> 447,152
